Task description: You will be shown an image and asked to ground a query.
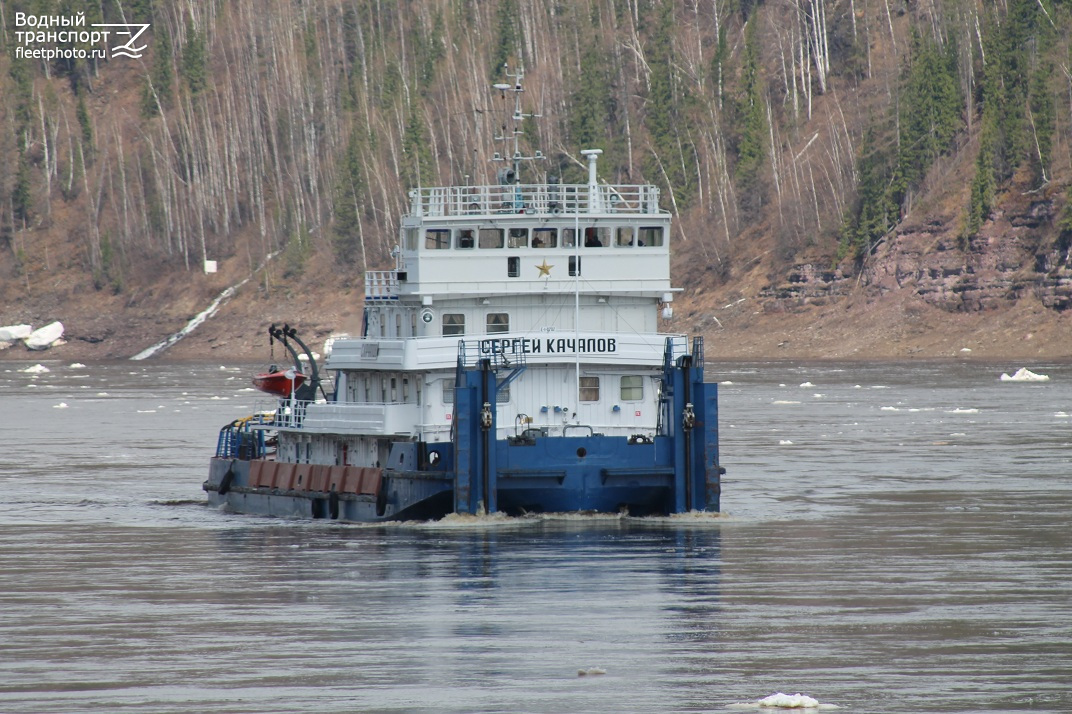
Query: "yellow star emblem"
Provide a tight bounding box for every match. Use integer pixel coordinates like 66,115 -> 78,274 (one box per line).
536,260 -> 554,277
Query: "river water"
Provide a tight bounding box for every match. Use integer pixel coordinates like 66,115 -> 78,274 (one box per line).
1,360 -> 1069,713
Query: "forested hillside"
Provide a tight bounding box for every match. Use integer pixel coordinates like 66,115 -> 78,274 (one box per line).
2,0 -> 1072,359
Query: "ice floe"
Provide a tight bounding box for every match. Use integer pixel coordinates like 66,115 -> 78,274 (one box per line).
20,364 -> 50,374
576,667 -> 606,677
25,321 -> 65,350
0,324 -> 32,342
728,691 -> 837,709
1000,367 -> 1049,382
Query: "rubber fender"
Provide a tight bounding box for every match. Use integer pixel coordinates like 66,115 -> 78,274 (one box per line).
218,462 -> 236,495
375,479 -> 388,517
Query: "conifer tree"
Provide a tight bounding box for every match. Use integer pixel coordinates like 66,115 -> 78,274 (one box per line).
402,105 -> 434,187
640,1 -> 699,209
735,15 -> 766,216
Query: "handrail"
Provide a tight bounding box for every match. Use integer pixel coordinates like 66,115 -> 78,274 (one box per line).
408,183 -> 667,218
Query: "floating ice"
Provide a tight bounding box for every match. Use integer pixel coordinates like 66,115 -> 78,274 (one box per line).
53,402 -> 68,409
720,380 -> 735,385
773,400 -> 801,405
1000,367 -> 1049,382
20,364 -> 50,374
760,693 -> 820,708
577,667 -> 606,677
947,408 -> 979,414
728,692 -> 835,709
799,381 -> 815,387
69,362 -> 86,368
779,440 -> 794,445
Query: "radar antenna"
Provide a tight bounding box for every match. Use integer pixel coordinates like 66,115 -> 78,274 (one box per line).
491,64 -> 545,185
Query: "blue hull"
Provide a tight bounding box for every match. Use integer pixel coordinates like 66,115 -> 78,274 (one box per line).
204,337 -> 722,523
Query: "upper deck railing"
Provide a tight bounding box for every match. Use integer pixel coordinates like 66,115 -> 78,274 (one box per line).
408,183 -> 667,219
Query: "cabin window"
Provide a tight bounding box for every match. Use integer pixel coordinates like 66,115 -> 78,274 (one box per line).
380,377 -> 387,402
457,229 -> 476,249
562,228 -> 577,248
486,313 -> 509,334
569,256 -> 582,276
620,375 -> 644,401
479,228 -> 504,248
532,228 -> 557,248
442,314 -> 465,336
580,376 -> 600,402
425,229 -> 451,249
395,313 -> 402,337
402,378 -> 410,401
638,226 -> 664,247
616,226 -> 635,246
507,257 -> 520,277
363,376 -> 370,402
390,377 -> 398,401
442,378 -> 508,404
507,227 -> 528,248
583,227 -> 609,247
404,227 -> 419,251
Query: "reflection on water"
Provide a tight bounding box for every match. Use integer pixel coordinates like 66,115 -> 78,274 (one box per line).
1,360 -> 1070,712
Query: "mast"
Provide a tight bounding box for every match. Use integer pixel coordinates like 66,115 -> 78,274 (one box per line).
491,64 -> 544,184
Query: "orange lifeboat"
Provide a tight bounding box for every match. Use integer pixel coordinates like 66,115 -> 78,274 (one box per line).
252,368 -> 306,397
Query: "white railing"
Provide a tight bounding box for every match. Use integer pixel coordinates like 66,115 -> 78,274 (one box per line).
408,183 -> 666,218
365,270 -> 400,300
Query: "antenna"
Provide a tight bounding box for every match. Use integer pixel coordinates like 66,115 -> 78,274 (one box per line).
491,63 -> 545,184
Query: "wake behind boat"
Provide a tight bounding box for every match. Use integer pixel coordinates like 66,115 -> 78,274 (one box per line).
204,66 -> 723,522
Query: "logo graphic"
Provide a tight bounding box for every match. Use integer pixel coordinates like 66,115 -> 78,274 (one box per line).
13,12 -> 150,61
94,23 -> 150,58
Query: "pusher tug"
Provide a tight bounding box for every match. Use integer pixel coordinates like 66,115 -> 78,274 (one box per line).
204,67 -> 723,522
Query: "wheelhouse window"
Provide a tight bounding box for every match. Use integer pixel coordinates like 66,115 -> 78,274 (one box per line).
486,313 -> 509,334
562,228 -> 577,247
638,226 -> 664,247
479,228 -> 504,248
580,376 -> 600,402
425,229 -> 450,249
620,375 -> 643,401
442,314 -> 465,336
616,226 -> 635,247
532,228 -> 557,248
457,229 -> 476,249
583,227 -> 609,247
507,227 -> 528,248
